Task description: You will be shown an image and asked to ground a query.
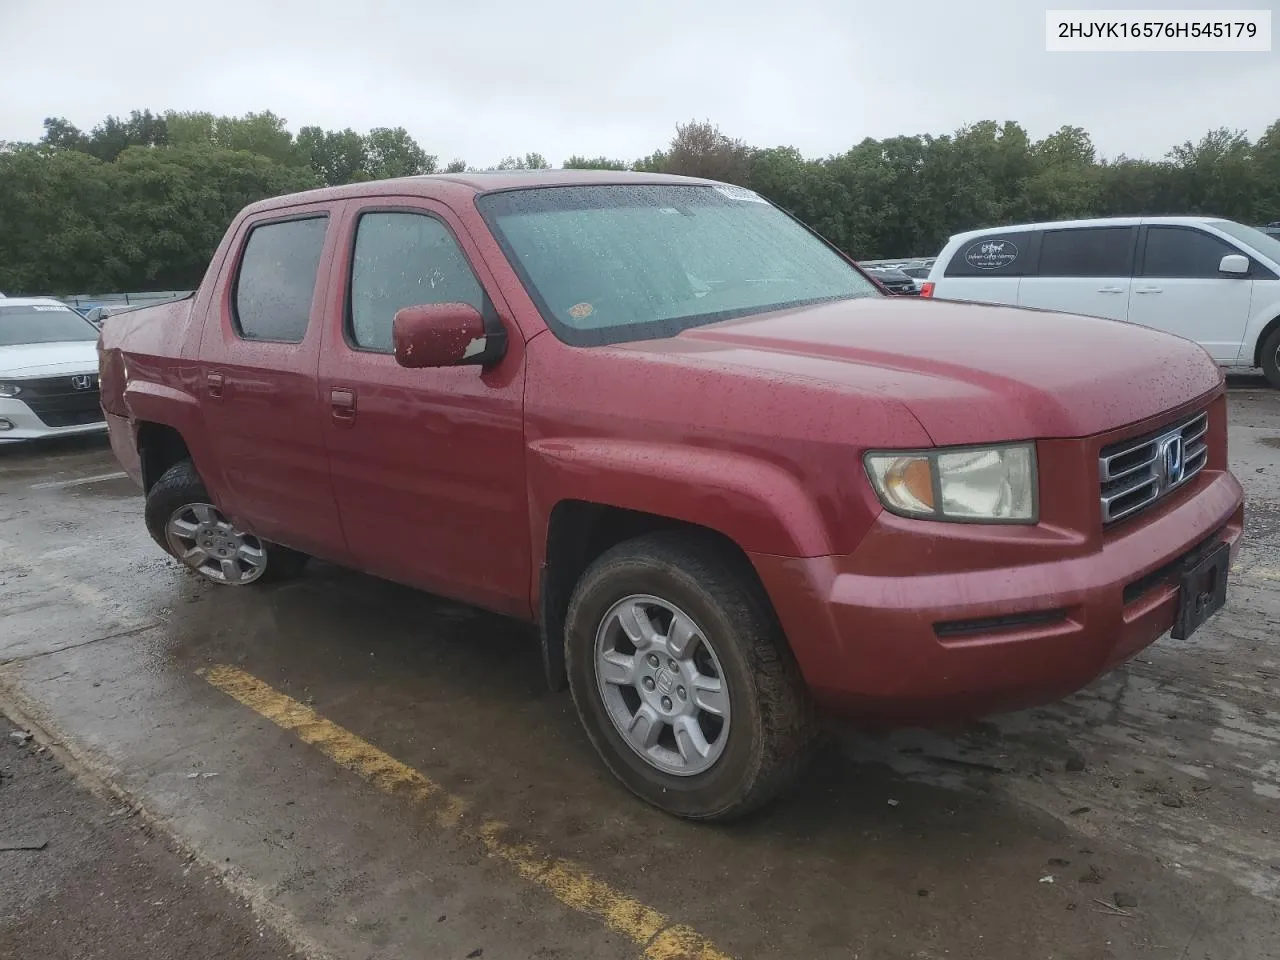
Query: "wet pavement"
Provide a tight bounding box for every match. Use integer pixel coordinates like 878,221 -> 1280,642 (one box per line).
1,378 -> 1278,960
1,713 -> 300,960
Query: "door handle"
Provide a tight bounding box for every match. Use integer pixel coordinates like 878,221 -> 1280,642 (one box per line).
330,387 -> 356,423
1135,286 -> 1163,294
1097,286 -> 1125,294
206,371 -> 225,399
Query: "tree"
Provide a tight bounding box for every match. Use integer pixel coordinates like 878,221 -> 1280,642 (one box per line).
1167,128 -> 1258,219
495,152 -> 550,170
41,117 -> 90,153
659,120 -> 751,183
297,126 -> 367,186
363,126 -> 436,179
0,142 -> 316,293
563,155 -> 630,170
8,105 -> 1280,293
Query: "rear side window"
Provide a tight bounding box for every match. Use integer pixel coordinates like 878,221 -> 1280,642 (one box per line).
233,216 -> 329,343
943,233 -> 1039,277
1038,227 -> 1135,278
1141,227 -> 1239,278
348,211 -> 486,353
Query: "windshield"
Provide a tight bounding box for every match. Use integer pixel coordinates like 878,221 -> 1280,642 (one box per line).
477,184 -> 879,346
0,304 -> 100,347
1211,220 -> 1280,265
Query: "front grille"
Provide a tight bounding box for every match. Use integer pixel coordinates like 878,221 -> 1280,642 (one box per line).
1099,410 -> 1208,525
15,374 -> 104,428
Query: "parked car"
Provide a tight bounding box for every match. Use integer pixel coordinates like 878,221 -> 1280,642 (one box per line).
0,297 -> 108,442
1262,222 -> 1280,239
923,217 -> 1280,387
83,303 -> 151,328
864,266 -> 920,295
99,172 -> 1244,820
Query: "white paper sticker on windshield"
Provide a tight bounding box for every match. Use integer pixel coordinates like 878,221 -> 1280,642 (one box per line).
32,305 -> 71,311
712,185 -> 768,203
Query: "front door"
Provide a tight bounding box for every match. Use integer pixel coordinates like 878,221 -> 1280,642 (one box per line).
317,200 -> 530,618
196,206 -> 350,563
1129,225 -> 1254,361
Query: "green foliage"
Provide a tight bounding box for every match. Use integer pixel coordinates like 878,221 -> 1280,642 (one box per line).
297,126 -> 368,185
0,139 -> 316,294
494,152 -> 551,170
363,126 -> 437,180
662,120 -> 750,183
563,155 -> 630,170
4,108 -> 1279,295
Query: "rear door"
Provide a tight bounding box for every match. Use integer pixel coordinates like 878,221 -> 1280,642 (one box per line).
316,199 -> 530,618
1129,225 -> 1254,360
1018,226 -> 1136,321
196,205 -> 351,563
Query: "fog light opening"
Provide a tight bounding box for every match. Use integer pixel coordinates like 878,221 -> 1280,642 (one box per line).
0,418 -> 13,431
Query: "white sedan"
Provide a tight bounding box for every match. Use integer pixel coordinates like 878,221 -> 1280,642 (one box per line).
0,297 -> 108,443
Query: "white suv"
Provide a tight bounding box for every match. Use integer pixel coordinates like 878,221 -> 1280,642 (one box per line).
923,217 -> 1280,387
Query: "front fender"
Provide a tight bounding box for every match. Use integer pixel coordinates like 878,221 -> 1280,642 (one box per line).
527,437 -> 836,563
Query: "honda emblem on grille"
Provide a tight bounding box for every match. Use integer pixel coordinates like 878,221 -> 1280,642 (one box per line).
1157,432 -> 1185,491
71,374 -> 95,391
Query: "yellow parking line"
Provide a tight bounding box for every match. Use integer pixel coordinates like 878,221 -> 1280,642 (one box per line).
1248,566 -> 1280,582
203,665 -> 733,960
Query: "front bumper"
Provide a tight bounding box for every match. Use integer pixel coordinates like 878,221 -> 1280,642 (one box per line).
0,397 -> 108,443
751,468 -> 1245,725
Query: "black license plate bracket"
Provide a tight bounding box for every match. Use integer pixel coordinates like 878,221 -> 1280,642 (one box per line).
1170,541 -> 1230,641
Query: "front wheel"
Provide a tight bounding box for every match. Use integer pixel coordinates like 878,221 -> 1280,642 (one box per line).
143,460 -> 307,586
564,532 -> 815,821
1261,327 -> 1280,390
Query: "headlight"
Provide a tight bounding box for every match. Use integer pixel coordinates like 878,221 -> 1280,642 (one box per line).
0,382 -> 20,398
865,443 -> 1037,522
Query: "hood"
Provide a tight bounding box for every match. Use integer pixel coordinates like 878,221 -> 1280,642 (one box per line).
626,297 -> 1222,444
0,341 -> 100,379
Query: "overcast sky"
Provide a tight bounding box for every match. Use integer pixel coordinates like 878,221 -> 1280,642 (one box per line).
1,0 -> 1276,166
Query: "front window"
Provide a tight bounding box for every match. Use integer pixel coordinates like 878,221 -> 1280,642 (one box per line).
1210,220 -> 1280,266
348,211 -> 487,353
477,184 -> 879,346
0,304 -> 100,347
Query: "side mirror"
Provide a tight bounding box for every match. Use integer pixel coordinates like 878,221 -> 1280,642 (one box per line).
1219,253 -> 1250,276
392,303 -> 506,369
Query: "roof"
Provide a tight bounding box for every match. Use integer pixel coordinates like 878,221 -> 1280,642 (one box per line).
246,169 -> 723,216
947,215 -> 1236,243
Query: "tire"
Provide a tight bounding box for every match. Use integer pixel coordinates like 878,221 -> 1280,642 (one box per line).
1261,326 -> 1280,390
564,531 -> 815,821
143,460 -> 308,586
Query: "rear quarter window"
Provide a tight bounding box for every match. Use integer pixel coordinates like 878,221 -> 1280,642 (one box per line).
943,232 -> 1041,277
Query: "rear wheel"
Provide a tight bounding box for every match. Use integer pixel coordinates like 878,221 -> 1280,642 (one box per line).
143,460 -> 307,585
1261,327 -> 1280,390
564,532 -> 814,820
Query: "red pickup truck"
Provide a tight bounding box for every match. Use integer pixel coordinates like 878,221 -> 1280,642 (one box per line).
99,171 -> 1245,820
